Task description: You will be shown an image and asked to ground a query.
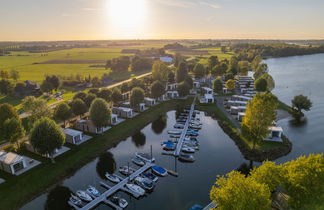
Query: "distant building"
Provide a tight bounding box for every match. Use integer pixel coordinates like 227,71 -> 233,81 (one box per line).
200,94 -> 214,104
75,119 -> 110,134
159,56 -> 173,63
144,97 -> 156,106
14,80 -> 40,97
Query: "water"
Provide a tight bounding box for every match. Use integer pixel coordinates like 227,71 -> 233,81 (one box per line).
21,53 -> 324,210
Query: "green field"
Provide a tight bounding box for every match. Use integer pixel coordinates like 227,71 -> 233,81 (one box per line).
197,47 -> 234,63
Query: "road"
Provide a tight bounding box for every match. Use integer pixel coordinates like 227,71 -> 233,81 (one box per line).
18,72 -> 152,119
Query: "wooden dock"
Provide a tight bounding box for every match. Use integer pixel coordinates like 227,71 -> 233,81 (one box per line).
203,201 -> 217,210
174,103 -> 195,156
73,162 -> 155,210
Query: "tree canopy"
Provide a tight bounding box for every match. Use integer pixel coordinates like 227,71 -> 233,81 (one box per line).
130,87 -> 145,107
150,80 -> 165,99
3,117 -> 25,148
255,77 -> 268,92
71,98 -> 88,118
111,88 -> 123,105
213,77 -> 223,92
53,102 -> 72,127
193,63 -> 206,79
177,81 -> 190,97
21,96 -> 53,126
90,98 -> 111,128
152,60 -> 170,82
175,61 -> 188,83
0,103 -> 19,138
291,95 -> 312,114
225,79 -> 236,90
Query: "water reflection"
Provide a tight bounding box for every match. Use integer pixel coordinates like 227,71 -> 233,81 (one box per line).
131,131 -> 146,148
289,118 -> 308,127
236,161 -> 254,177
44,186 -> 72,210
96,152 -> 116,179
151,114 -> 167,134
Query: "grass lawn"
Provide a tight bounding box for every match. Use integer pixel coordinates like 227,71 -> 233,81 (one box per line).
0,97 -> 193,210
196,47 -> 235,63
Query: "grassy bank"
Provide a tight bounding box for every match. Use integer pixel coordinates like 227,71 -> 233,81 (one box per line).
0,97 -> 193,210
197,103 -> 292,161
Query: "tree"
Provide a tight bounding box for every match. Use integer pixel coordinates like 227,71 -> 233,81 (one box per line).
91,76 -> 101,87
3,118 -> 25,149
21,96 -> 53,126
98,88 -> 112,102
71,99 -> 88,118
152,60 -> 170,82
208,55 -> 219,70
0,70 -> 9,80
90,98 -> 111,129
184,76 -> 193,89
120,83 -> 129,93
0,79 -> 14,96
193,63 -> 205,79
260,73 -> 275,91
0,103 -> 19,138
53,102 -> 72,127
150,80 -> 165,99
130,56 -> 153,72
281,154 -> 324,208
210,171 -> 271,210
84,93 -> 96,107
167,71 -> 175,83
253,63 -> 268,79
177,81 -> 190,97
130,87 -> 144,107
221,46 -> 227,53
241,93 -> 278,148
213,77 -> 223,92
291,95 -> 312,119
111,88 -> 123,105
225,79 -> 235,91
40,80 -> 54,94
30,117 -> 65,163
254,77 -> 268,92
175,61 -> 188,83
10,69 -> 20,81
238,61 -> 250,76
88,88 -> 100,96
45,75 -> 60,91
73,91 -> 87,102
109,56 -> 130,72
251,55 -> 263,71
250,161 -> 283,192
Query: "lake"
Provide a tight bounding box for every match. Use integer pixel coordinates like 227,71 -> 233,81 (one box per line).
21,53 -> 324,210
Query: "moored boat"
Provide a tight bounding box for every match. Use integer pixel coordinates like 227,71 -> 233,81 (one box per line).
141,172 -> 158,182
125,183 -> 146,196
135,152 -> 155,162
69,194 -> 83,207
86,185 -> 101,197
105,173 -> 121,183
110,196 -> 128,208
134,176 -> 155,191
76,190 -> 92,202
178,154 -> 195,162
167,130 -> 182,135
131,156 -> 145,166
151,166 -> 168,176
119,166 -> 136,176
181,147 -> 195,153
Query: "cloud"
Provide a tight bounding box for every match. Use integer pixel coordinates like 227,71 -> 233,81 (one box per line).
157,0 -> 221,9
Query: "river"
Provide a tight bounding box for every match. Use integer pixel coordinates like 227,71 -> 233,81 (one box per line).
21,54 -> 324,210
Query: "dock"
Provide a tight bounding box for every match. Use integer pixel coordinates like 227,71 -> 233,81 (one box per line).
202,201 -> 217,210
173,103 -> 195,156
74,162 -> 154,210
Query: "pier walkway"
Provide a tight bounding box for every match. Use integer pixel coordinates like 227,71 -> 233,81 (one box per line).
72,162 -> 155,210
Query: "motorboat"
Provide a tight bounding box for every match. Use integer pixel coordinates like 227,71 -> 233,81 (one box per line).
105,173 -> 121,183
86,185 -> 101,197
134,176 -> 155,191
174,124 -> 184,129
141,172 -> 158,182
184,143 -> 199,150
178,154 -> 195,162
181,147 -> 195,153
119,166 -> 136,176
167,130 -> 182,135
76,190 -> 93,202
110,196 -> 128,208
151,166 -> 168,176
132,156 -> 145,166
162,143 -> 176,151
69,194 -> 82,207
125,183 -> 146,196
169,134 -> 180,138
136,152 -> 155,162
189,124 -> 202,130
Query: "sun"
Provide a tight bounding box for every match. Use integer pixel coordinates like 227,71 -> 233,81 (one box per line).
107,0 -> 147,37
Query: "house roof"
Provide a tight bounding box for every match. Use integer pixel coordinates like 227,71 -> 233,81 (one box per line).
117,107 -> 133,112
0,151 -> 24,165
63,128 -> 83,137
269,126 -> 283,132
144,97 -> 155,101
204,94 -> 214,99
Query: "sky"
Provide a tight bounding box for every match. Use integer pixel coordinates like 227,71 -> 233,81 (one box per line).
0,0 -> 323,41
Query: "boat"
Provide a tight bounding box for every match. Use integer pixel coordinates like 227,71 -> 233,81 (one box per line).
174,124 -> 184,129
110,196 -> 128,208
134,176 -> 155,191
131,156 -> 145,166
181,147 -> 195,153
189,124 -> 202,130
162,144 -> 176,151
178,154 -> 195,162
169,134 -> 180,138
76,190 -> 93,202
86,185 -> 101,197
119,166 -> 136,176
135,152 -> 155,162
151,166 -> 168,176
141,172 -> 158,182
167,130 -> 182,135
105,173 -> 121,183
125,183 -> 146,196
69,194 -> 83,207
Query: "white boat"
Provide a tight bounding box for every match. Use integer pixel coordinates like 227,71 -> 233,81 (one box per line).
151,166 -> 168,176
167,130 -> 182,135
125,183 -> 146,196
105,173 -> 121,183
86,185 -> 101,197
132,156 -> 145,166
69,194 -> 82,207
135,152 -> 155,162
181,147 -> 195,153
76,190 -> 93,202
110,196 -> 128,208
179,154 -> 195,162
119,166 -> 136,176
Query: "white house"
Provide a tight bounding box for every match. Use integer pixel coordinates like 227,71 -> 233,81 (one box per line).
166,90 -> 179,99
110,114 -> 118,125
268,126 -> 283,139
63,128 -> 92,145
237,112 -> 246,122
200,94 -> 214,104
112,107 -> 133,118
166,83 -> 177,91
122,91 -> 130,100
75,119 -> 110,134
201,87 -> 213,95
231,95 -> 252,102
144,97 -> 156,106
0,151 -> 27,175
226,100 -> 248,108
193,81 -> 200,89
134,103 -> 146,112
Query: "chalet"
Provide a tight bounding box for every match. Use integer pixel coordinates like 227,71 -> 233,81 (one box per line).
157,93 -> 167,102
14,80 -> 41,97
0,151 -> 27,175
200,94 -> 214,104
166,83 -> 177,91
144,97 -> 156,106
201,87 -> 213,95
75,119 -> 110,134
110,114 -> 118,125
166,90 -> 179,99
25,141 -> 70,158
231,95 -> 252,102
122,91 -> 130,100
237,112 -> 246,122
63,128 -> 92,145
120,101 -> 131,108
230,106 -> 247,115
133,103 -> 146,112
112,107 -> 133,118
193,81 -> 200,89
225,100 -> 248,109
268,126 -> 283,139
223,88 -> 228,94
